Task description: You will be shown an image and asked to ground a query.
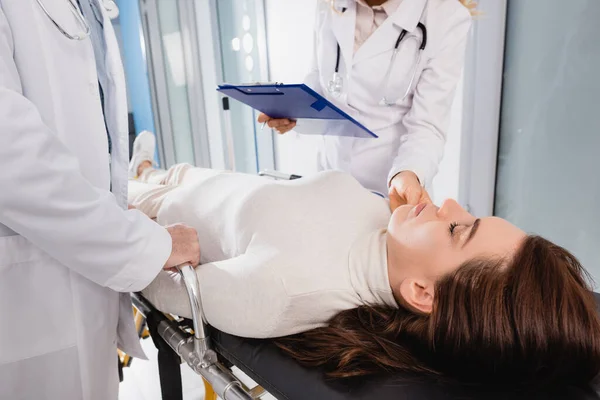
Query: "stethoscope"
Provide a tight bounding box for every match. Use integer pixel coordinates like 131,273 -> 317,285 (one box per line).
35,0 -> 119,41
327,8 -> 428,106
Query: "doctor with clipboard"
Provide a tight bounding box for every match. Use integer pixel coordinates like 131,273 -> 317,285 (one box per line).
258,0 -> 475,210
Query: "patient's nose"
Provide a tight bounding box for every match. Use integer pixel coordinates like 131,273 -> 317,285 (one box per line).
437,199 -> 468,220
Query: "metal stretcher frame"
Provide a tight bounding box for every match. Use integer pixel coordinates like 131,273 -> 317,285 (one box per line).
131,264 -> 257,400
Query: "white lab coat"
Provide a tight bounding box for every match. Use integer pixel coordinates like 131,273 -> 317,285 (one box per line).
0,1 -> 171,399
298,0 -> 472,195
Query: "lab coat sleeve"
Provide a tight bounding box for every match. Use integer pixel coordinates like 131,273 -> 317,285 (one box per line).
387,7 -> 472,189
0,7 -> 171,292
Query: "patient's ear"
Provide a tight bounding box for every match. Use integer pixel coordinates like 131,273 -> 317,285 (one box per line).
398,279 -> 434,314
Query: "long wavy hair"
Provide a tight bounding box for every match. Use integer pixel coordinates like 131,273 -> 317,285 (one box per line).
276,236 -> 600,388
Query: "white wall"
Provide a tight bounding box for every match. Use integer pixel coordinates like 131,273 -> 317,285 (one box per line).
265,0 -> 321,176
195,0 -> 227,170
432,73 -> 464,204
265,0 -> 465,203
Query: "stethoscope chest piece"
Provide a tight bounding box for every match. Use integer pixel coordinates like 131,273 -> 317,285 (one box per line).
327,72 -> 344,98
103,0 -> 119,19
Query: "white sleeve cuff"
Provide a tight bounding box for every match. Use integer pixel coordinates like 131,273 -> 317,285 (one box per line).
388,163 -> 429,189
104,218 -> 172,293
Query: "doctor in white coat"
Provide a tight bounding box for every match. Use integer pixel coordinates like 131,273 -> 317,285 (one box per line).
0,1 -> 200,399
259,0 -> 474,210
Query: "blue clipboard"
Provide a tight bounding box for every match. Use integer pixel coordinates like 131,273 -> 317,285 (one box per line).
217,83 -> 378,139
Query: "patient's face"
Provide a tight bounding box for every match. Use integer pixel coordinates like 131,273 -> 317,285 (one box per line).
387,199 -> 526,282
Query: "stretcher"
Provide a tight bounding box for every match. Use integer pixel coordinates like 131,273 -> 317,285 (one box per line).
125,170 -> 600,399
129,263 -> 600,400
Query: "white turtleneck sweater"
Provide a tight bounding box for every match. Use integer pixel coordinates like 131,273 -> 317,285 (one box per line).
142,170 -> 397,339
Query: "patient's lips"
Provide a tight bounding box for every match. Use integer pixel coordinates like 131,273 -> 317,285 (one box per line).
412,203 -> 427,218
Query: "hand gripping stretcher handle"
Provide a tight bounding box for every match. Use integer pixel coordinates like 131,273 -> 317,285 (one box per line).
176,264 -> 254,400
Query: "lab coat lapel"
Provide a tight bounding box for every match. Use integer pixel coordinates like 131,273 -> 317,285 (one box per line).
330,0 -> 356,75
353,0 -> 427,64
95,0 -> 129,205
91,0 -> 146,358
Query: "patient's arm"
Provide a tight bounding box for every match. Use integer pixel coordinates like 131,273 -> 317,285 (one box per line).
129,165 -> 233,220
142,252 -> 289,338
128,164 -> 205,218
128,180 -> 175,220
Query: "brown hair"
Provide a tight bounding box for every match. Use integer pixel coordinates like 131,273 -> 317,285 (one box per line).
276,236 -> 600,388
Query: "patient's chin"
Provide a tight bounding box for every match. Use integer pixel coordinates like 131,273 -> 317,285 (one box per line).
389,205 -> 411,230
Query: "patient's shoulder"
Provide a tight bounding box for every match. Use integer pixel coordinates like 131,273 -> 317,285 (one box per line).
310,170 -> 365,189
307,170 -> 389,210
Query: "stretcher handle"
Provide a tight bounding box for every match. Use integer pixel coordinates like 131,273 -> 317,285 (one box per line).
178,264 -> 209,356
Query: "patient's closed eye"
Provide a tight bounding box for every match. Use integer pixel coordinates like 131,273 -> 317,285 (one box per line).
448,222 -> 459,236
461,219 -> 481,248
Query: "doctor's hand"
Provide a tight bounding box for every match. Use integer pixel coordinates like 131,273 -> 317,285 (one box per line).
164,224 -> 201,271
258,113 -> 297,134
388,171 -> 433,212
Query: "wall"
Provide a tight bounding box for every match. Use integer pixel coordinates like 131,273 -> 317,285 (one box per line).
115,0 -> 155,135
494,0 -> 600,283
432,74 -> 464,204
265,0 -> 465,203
265,0 -> 321,177
194,0 -> 226,170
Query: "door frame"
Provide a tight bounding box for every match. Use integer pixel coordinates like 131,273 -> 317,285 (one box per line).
140,0 -> 276,170
140,0 -> 214,167
458,0 -> 508,217
139,0 -> 174,167
205,0 -> 275,173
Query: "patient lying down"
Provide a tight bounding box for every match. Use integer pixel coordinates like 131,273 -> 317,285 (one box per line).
128,134 -> 600,388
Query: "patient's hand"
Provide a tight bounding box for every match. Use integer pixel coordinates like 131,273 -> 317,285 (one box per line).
459,0 -> 481,16
164,224 -> 201,271
388,171 -> 432,212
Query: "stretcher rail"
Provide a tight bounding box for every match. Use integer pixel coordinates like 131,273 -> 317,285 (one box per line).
131,264 -> 253,400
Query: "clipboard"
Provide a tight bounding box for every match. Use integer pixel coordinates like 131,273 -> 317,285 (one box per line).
217,83 -> 378,139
